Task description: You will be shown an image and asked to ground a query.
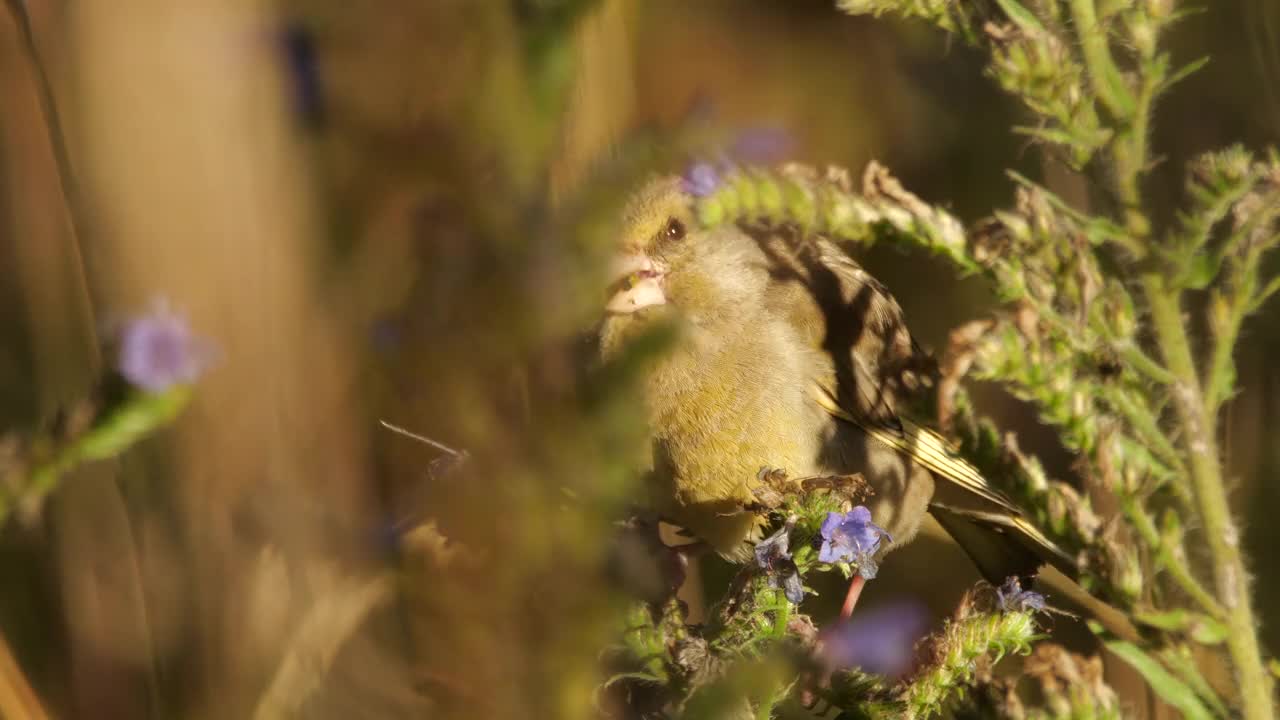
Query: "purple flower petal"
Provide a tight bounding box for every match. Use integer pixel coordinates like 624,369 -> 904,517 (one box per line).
818,539 -> 840,564
682,163 -> 721,197
782,571 -> 805,604
817,506 -> 892,578
820,600 -> 931,677
117,304 -> 213,392
754,525 -> 792,570
755,524 -> 806,604
820,511 -> 845,538
729,126 -> 795,165
997,576 -> 1046,613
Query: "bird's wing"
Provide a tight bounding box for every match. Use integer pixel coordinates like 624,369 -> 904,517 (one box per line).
759,232 -> 1024,513
808,382 -> 1023,514
762,233 -> 1079,579
928,501 -> 1077,579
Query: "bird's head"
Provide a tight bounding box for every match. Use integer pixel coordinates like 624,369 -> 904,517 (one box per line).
603,176 -> 767,332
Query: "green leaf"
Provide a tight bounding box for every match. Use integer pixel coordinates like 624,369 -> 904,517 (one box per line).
1011,125 -> 1088,151
1133,609 -> 1228,645
1250,274 -> 1280,313
76,386 -> 193,462
1160,56 -> 1210,94
1160,646 -> 1231,719
1182,250 -> 1222,289
1206,359 -> 1237,413
1105,641 -> 1216,720
993,0 -> 1047,34
1133,608 -> 1193,632
8,385 -> 196,528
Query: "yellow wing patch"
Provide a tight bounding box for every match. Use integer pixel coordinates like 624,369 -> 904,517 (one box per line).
809,383 -> 1016,512
810,382 -> 1077,571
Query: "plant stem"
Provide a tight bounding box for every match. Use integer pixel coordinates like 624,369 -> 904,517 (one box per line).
1143,274 -> 1275,720
1068,0 -> 1134,119
1125,496 -> 1223,618
1101,386 -> 1188,492
1116,341 -> 1176,385
1204,194 -> 1280,412
840,575 -> 866,619
1113,72 -> 1158,241
1067,5 -> 1275,713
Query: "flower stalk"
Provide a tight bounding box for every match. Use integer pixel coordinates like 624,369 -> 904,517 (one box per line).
1144,275 -> 1275,718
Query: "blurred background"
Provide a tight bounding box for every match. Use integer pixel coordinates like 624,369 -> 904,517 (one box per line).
0,0 -> 1276,717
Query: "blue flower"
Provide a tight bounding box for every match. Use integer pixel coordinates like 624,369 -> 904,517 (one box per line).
682,162 -> 721,197
819,600 -> 931,678
117,303 -> 213,392
818,507 -> 890,579
729,126 -> 795,165
996,576 -> 1046,613
754,524 -> 805,604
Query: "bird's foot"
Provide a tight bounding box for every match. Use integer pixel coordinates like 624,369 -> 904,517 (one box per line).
751,467 -> 872,513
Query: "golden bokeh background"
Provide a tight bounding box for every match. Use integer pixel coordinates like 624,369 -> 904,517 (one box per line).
0,1 -> 1276,717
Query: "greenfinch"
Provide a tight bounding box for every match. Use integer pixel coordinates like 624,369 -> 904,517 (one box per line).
599,175 -> 1075,587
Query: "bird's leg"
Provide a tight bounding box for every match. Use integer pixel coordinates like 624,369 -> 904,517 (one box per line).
798,473 -> 872,506
839,574 -> 867,619
713,565 -> 758,625
650,521 -> 708,597
752,467 -> 871,511
750,466 -> 792,511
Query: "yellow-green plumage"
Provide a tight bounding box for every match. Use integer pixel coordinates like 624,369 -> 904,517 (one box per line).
601,176 -> 1072,583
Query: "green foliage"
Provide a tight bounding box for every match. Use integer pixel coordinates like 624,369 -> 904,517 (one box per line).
648,0 -> 1280,715
678,138 -> 1277,709
835,0 -> 991,42
604,480 -> 1047,718
696,163 -> 978,274
1,385 -> 194,527
903,605 -> 1039,718
985,643 -> 1123,719
3,0 -> 1275,717
1104,640 -> 1215,720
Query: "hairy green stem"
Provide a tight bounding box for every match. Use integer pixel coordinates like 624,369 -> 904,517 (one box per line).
1113,73 -> 1158,240
1205,196 -> 1280,411
1068,0 -> 1134,119
1125,495 -> 1223,618
1115,341 -> 1176,385
0,388 -> 192,528
1101,386 -> 1188,491
1204,292 -> 1248,414
1143,275 -> 1274,720
1065,3 -> 1274,711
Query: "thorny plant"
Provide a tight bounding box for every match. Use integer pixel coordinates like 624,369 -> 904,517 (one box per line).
603,0 -> 1280,718
3,0 -> 1277,718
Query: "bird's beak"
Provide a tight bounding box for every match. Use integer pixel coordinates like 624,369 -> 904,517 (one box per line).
606,254 -> 667,314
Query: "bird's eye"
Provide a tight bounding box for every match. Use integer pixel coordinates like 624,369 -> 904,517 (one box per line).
664,218 -> 686,242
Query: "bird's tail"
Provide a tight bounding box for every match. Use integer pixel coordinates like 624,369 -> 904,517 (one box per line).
928,501 -> 1078,583
930,502 -> 1141,642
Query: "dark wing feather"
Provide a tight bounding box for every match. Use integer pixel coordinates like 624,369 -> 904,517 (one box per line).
758,229 -> 1077,580
758,232 -> 1023,510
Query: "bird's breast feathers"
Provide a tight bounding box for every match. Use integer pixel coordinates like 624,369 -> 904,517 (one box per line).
646,319 -> 824,503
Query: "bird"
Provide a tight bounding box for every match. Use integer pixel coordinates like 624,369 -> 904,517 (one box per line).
597,174 -> 1078,593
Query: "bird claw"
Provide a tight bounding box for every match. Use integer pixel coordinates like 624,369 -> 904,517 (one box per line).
751,468 -> 872,513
